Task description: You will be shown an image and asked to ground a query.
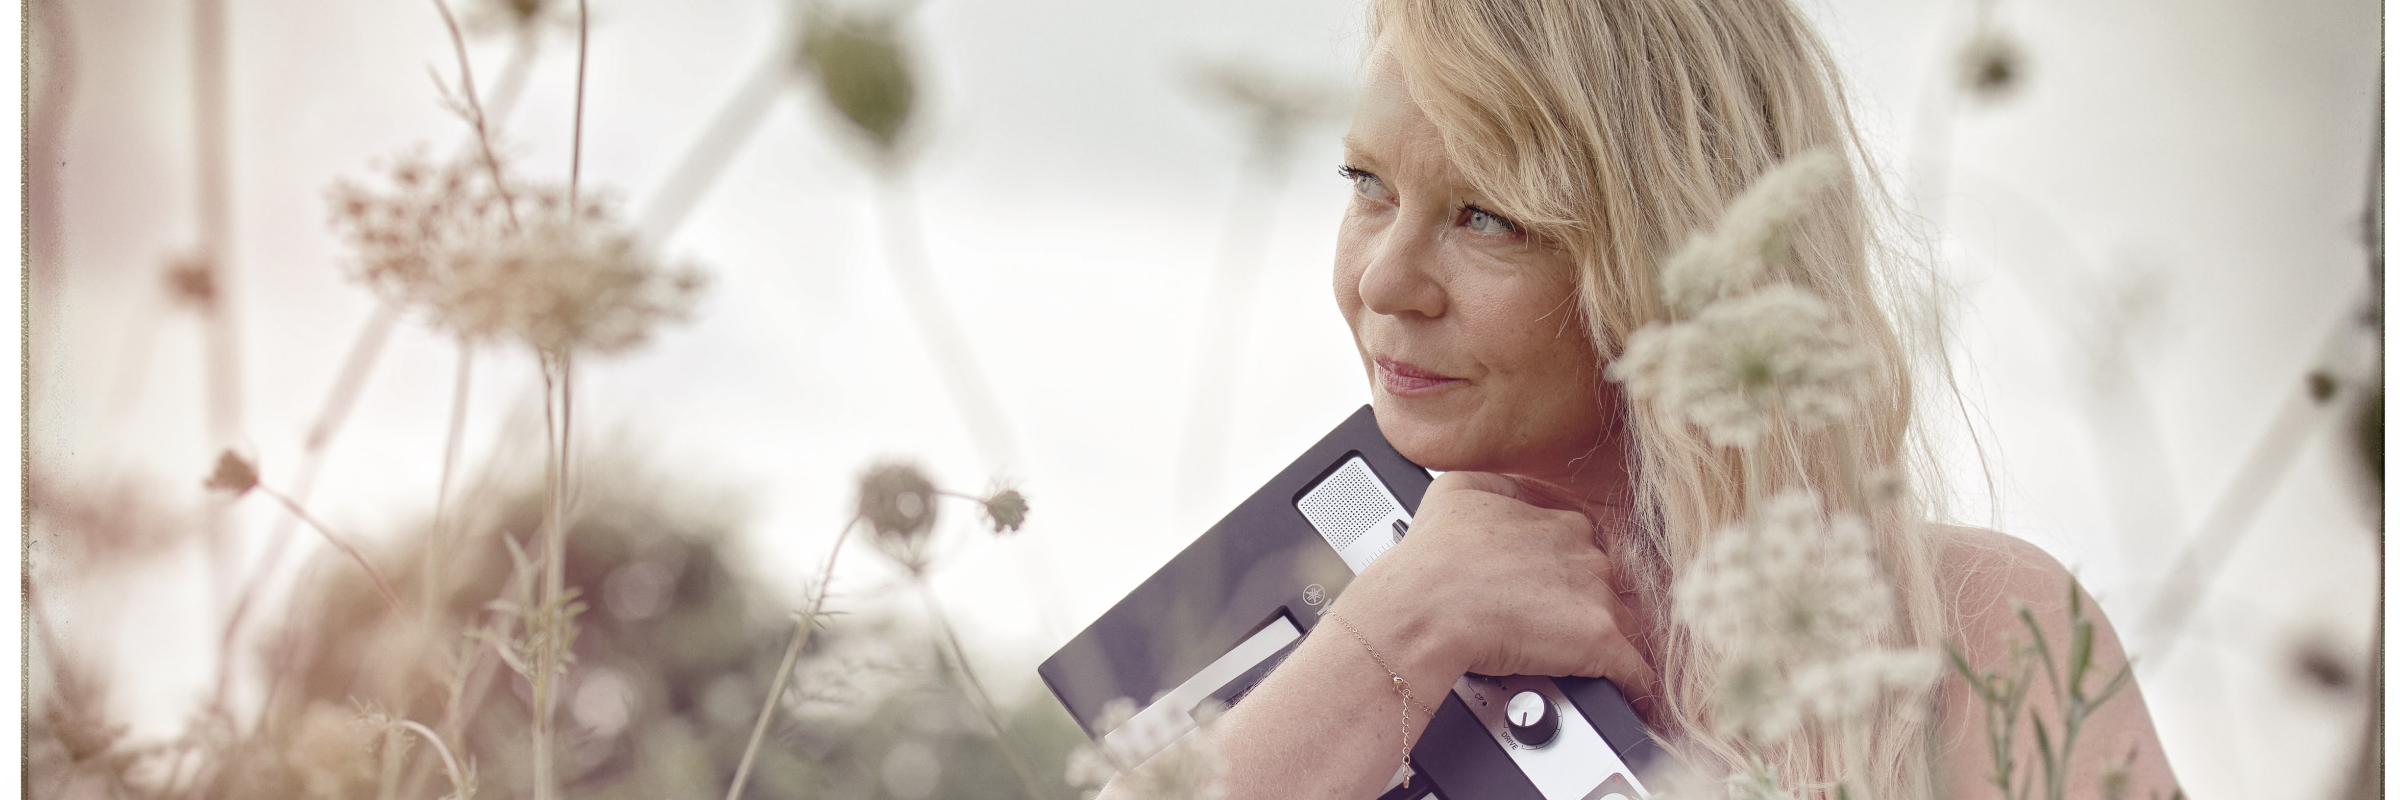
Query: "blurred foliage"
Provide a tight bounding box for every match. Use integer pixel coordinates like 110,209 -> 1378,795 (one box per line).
27,453 -> 1086,800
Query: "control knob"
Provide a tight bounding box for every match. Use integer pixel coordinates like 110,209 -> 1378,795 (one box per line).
1504,690 -> 1558,748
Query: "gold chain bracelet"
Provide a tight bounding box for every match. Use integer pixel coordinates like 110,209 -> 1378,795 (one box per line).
1322,609 -> 1438,788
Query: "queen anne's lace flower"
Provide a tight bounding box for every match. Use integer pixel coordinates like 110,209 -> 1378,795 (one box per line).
1065,698 -> 1230,800
1608,284 -> 1872,449
329,152 -> 703,355
1659,150 -> 1844,316
1673,490 -> 1936,743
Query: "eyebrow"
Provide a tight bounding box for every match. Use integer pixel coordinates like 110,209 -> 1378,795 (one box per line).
1339,132 -> 1376,163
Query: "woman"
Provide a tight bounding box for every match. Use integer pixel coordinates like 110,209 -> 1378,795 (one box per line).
1108,0 -> 2179,798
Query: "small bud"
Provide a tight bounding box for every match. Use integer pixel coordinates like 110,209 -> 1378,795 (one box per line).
204,450 -> 258,497
164,256 -> 218,309
1957,32 -> 2025,103
2308,371 -> 2339,404
2290,637 -> 2356,693
800,9 -> 916,151
982,488 -> 1028,534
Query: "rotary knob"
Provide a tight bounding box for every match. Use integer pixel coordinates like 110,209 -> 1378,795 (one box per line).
1504,690 -> 1558,748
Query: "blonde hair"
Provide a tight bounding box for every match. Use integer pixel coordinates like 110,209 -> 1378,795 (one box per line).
1370,0 -> 1948,796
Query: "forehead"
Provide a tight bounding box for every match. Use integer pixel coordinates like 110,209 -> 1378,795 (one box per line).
1342,48 -> 1457,181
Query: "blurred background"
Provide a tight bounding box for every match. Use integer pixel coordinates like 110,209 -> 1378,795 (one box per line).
22,0 -> 2383,797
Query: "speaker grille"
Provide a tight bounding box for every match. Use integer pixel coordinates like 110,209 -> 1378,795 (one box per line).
1298,458 -> 1398,552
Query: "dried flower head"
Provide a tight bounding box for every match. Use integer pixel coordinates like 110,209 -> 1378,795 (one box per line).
1187,58 -> 1342,155
465,0 -> 577,33
801,8 -> 916,151
1673,490 -> 1936,743
1659,150 -> 1844,317
436,212 -> 705,355
982,487 -> 1029,534
1957,31 -> 2025,102
204,450 -> 259,497
163,254 -> 218,309
1608,284 -> 1873,449
858,461 -> 939,570
329,151 -> 705,355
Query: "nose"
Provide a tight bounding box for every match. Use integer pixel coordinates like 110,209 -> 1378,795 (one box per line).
1356,223 -> 1445,319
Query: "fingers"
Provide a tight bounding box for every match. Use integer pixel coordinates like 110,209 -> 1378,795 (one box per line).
1430,470 -> 1525,501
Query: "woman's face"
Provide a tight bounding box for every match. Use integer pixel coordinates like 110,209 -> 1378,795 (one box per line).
1334,49 -> 1619,491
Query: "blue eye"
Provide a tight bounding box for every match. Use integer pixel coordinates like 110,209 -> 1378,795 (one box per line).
1464,206 -> 1518,234
1338,165 -> 1393,201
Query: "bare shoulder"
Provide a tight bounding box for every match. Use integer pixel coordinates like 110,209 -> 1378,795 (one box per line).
1926,526 -> 2182,799
1933,525 -> 2079,637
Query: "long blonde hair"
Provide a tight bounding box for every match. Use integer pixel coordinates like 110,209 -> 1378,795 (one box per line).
1370,0 -> 1948,795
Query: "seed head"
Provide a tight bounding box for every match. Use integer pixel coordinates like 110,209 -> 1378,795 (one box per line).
801,9 -> 916,152
858,461 -> 938,571
204,450 -> 259,497
982,488 -> 1028,534
1958,31 -> 2025,103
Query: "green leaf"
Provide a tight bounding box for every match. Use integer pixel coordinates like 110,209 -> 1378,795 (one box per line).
1949,644 -> 1994,699
2070,615 -> 2095,699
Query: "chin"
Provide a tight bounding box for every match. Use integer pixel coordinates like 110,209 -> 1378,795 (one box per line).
1370,395 -> 1495,473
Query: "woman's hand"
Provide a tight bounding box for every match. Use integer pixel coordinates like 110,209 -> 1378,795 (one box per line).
1330,471 -> 1661,714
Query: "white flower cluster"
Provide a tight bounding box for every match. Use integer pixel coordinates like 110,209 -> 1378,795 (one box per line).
1606,151 -> 1870,451
1673,490 -> 1938,743
1657,150 -> 1843,317
1065,698 -> 1230,800
329,152 -> 704,355
1610,285 -> 1872,449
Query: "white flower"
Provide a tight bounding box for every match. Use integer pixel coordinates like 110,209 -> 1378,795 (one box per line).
435,212 -> 703,355
1608,284 -> 1872,449
1673,490 -> 1936,743
330,151 -> 704,355
1659,150 -> 1844,316
1066,698 -> 1230,800
1724,756 -> 1797,800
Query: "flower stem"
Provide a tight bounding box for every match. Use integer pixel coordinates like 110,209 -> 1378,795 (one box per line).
396,719 -> 474,800
213,303 -> 400,706
428,0 -> 520,228
530,351 -> 575,800
916,580 -> 1053,800
725,515 -> 862,800
569,0 -> 589,206
873,179 -> 1020,472
425,342 -> 474,628
254,484 -> 402,613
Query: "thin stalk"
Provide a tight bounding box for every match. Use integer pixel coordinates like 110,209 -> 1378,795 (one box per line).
569,0 -> 589,206
424,343 -> 475,627
428,0 -> 520,228
212,304 -> 400,705
255,484 -> 403,613
1175,142 -> 1288,518
873,180 -> 1020,471
481,25 -> 540,125
529,352 -> 573,800
2136,314 -> 2360,665
192,0 -> 247,676
724,515 -> 863,800
396,719 -> 474,800
634,43 -> 791,243
916,581 -> 1052,800
377,725 -> 407,800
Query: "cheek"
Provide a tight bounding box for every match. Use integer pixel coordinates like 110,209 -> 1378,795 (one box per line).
1331,216 -> 1369,320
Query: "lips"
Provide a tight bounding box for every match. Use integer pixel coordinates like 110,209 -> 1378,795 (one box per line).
1374,357 -> 1463,397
